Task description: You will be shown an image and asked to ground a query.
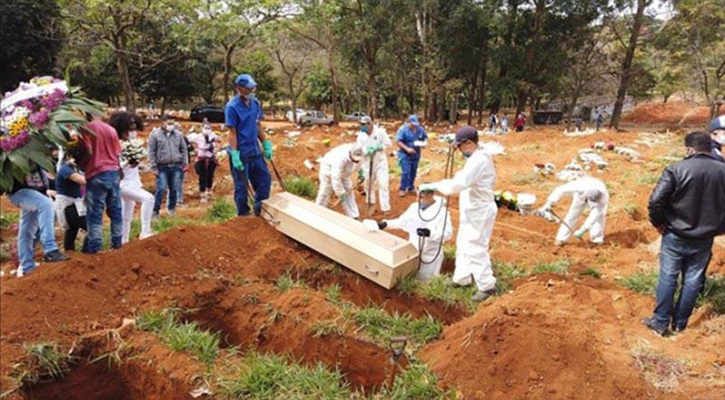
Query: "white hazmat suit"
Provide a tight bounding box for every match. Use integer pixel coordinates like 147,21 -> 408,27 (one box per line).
315,143 -> 363,218
547,177 -> 609,244
383,197 -> 453,280
422,148 -> 498,291
356,126 -> 392,212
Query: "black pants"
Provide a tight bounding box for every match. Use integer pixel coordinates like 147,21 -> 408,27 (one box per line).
195,159 -> 217,192
63,204 -> 87,251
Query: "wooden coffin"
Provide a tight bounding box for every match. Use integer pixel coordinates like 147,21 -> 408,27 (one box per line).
262,192 -> 419,289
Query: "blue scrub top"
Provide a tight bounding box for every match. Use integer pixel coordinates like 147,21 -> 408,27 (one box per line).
396,124 -> 427,158
225,96 -> 264,158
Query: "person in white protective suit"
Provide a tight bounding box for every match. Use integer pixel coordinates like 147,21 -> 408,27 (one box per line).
371,188 -> 453,280
420,126 -> 498,302
541,176 -> 609,246
315,144 -> 365,218
356,116 -> 392,213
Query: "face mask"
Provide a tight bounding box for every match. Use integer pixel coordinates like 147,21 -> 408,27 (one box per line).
420,201 -> 433,211
715,134 -> 725,145
129,130 -> 138,139
164,124 -> 175,131
361,125 -> 369,133
462,151 -> 473,158
202,128 -> 212,135
243,93 -> 256,100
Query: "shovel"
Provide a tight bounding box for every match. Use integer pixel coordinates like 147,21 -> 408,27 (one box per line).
548,209 -> 589,246
365,157 -> 377,217
387,336 -> 408,389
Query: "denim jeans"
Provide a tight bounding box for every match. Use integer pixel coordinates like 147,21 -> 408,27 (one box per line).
154,165 -> 182,213
229,154 -> 271,216
652,231 -> 713,330
85,170 -> 123,253
399,154 -> 420,191
9,189 -> 59,274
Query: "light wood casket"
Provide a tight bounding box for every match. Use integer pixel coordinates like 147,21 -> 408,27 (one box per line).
262,192 -> 419,289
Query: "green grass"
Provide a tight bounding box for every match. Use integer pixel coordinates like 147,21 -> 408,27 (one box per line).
136,309 -> 219,365
395,275 -> 420,295
309,320 -> 345,338
353,307 -> 442,347
532,259 -> 571,275
492,261 -> 529,293
636,174 -> 660,185
511,172 -> 542,186
383,361 -> 453,399
417,275 -> 478,311
699,275 -> 725,314
0,211 -> 19,229
443,244 -> 456,262
151,216 -> 198,233
618,270 -> 659,296
23,342 -> 70,379
579,268 -> 602,279
324,284 -> 342,305
205,198 -> 237,222
275,271 -> 308,291
216,352 -> 351,399
283,176 -> 318,199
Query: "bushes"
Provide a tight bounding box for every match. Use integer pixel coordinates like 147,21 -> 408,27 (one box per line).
283,175 -> 317,199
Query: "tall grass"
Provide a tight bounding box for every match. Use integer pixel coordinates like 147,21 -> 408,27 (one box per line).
136,309 -> 219,365
283,175 -> 318,199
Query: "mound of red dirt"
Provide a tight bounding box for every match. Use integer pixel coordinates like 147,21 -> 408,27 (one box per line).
420,275 -> 677,400
622,102 -> 712,126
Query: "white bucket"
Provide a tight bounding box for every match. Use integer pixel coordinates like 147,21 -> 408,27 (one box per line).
517,193 -> 537,215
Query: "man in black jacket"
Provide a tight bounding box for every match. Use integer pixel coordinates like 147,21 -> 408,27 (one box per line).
643,132 -> 725,336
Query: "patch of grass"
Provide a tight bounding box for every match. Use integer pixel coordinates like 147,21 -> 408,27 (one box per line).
216,352 -> 351,399
136,309 -> 219,365
417,275 -> 478,311
636,173 -> 660,185
492,261 -> 529,294
396,275 -> 420,295
511,172 -> 542,186
151,216 -> 197,234
23,342 -> 70,379
622,203 -> 642,220
699,275 -> 725,315
443,244 -> 456,262
205,198 -> 236,222
309,320 -> 345,338
579,268 -> 602,279
384,361 -> 453,400
324,284 -> 342,305
282,175 -> 318,199
353,307 -> 442,346
275,271 -> 308,292
532,259 -> 570,275
618,270 -> 659,296
0,211 -> 19,229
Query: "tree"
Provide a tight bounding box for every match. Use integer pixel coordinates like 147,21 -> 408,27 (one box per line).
0,0 -> 63,93
271,33 -> 316,122
562,30 -> 608,129
608,0 -> 653,129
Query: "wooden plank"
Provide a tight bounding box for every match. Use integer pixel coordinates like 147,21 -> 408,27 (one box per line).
262,192 -> 419,289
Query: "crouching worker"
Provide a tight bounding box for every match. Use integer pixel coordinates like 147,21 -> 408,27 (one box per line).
541,176 -> 609,246
368,188 -> 452,280
315,144 -> 365,218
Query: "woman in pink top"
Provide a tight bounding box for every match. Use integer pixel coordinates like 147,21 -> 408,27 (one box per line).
189,123 -> 221,203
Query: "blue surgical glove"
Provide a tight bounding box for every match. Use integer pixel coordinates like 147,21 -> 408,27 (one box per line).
339,192 -> 348,202
230,150 -> 245,171
262,140 -> 273,160
574,228 -> 587,239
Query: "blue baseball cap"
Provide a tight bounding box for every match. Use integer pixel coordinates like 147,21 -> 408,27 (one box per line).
711,115 -> 725,132
408,115 -> 420,126
234,74 -> 257,89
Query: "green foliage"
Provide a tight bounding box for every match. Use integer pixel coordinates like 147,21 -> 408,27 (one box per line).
205,198 -> 237,222
636,174 -> 660,185
618,270 -> 659,296
136,309 -> 219,365
384,361 -> 453,400
23,342 -> 69,379
699,275 -> 725,315
283,175 -> 318,200
216,352 -> 351,399
0,212 -> 19,229
417,275 -> 478,311
309,320 -> 345,338
301,62 -> 333,109
493,261 -> 529,293
151,216 -> 197,233
275,271 -> 308,292
353,307 -> 442,346
324,284 -> 342,305
579,268 -> 602,279
396,275 -> 420,296
532,259 -> 571,275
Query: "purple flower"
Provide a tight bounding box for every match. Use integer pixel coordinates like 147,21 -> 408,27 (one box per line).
0,129 -> 30,152
28,110 -> 49,129
39,89 -> 66,110
19,100 -> 36,112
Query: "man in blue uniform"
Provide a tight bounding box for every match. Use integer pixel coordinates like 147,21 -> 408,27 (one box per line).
224,73 -> 273,216
396,115 -> 427,197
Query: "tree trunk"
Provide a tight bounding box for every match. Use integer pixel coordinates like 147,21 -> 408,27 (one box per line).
328,47 -> 339,125
222,44 -> 236,104
610,0 -> 649,130
566,87 -> 581,130
477,57 -> 488,126
515,89 -> 527,117
114,34 -> 135,113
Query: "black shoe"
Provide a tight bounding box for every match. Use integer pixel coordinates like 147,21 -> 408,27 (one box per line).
642,317 -> 668,337
671,324 -> 686,335
43,250 -> 69,263
471,288 -> 497,302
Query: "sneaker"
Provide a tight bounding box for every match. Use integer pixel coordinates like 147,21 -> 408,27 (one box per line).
168,209 -> 176,218
671,324 -> 686,335
555,240 -> 566,247
398,190 -> 406,198
471,288 -> 497,302
139,231 -> 155,240
642,317 -> 668,337
43,250 -> 69,263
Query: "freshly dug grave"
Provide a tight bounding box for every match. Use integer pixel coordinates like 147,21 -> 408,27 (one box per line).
420,275 -> 723,400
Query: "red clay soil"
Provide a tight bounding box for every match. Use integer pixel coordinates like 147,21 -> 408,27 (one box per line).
420,275 -> 723,400
622,101 -> 716,127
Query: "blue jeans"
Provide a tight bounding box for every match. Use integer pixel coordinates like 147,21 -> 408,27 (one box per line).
9,189 -> 59,274
399,154 -> 420,191
652,232 -> 713,330
229,154 -> 271,216
85,170 -> 123,253
154,165 -> 182,213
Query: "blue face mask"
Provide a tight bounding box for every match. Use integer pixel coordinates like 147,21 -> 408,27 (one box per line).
420,201 -> 433,210
462,151 -> 473,158
243,93 -> 256,100
361,125 -> 369,133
